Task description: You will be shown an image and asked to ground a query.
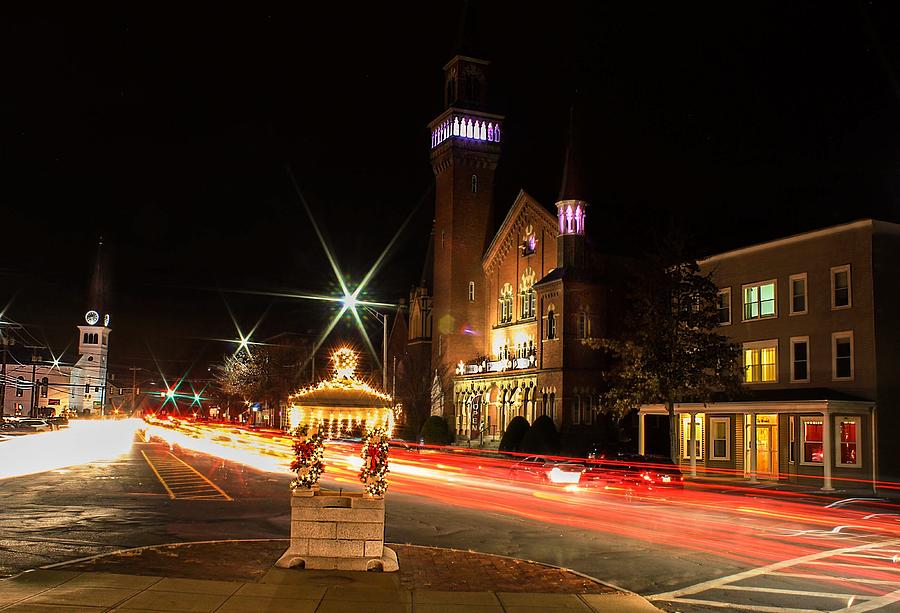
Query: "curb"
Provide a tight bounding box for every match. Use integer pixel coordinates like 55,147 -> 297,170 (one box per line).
29,538 -> 634,595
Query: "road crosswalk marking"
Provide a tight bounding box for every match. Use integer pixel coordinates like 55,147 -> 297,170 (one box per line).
140,449 -> 232,501
650,538 -> 900,612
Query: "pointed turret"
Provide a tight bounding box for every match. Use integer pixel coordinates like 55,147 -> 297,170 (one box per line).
555,105 -> 589,268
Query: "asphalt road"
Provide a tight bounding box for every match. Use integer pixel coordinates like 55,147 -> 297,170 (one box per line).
2,427 -> 899,613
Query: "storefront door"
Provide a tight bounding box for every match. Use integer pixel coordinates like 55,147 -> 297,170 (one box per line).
746,414 -> 779,478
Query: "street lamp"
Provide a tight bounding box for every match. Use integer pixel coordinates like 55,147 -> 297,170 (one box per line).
363,306 -> 388,393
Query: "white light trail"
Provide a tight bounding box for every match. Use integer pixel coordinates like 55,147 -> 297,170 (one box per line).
0,419 -> 142,480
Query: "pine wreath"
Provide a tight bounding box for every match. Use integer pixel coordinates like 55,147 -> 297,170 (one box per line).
359,426 -> 390,497
290,424 -> 326,490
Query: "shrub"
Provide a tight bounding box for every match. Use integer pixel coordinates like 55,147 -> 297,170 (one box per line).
520,415 -> 560,454
499,416 -> 530,451
419,415 -> 452,445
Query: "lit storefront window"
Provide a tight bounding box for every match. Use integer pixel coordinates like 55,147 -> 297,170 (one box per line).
801,418 -> 823,464
837,416 -> 860,467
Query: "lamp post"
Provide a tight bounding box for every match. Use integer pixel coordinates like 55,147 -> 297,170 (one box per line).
364,306 -> 389,393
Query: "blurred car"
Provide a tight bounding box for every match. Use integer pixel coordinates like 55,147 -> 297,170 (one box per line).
14,419 -> 53,432
581,453 -> 684,490
507,456 -> 584,486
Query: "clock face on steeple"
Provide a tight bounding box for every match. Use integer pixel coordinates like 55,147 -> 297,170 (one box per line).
85,310 -> 99,325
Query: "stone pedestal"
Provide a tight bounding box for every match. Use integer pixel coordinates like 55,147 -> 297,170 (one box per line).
276,489 -> 398,572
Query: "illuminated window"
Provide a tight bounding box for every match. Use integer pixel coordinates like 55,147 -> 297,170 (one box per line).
716,289 -> 731,325
743,340 -> 778,383
790,273 -> 807,315
790,337 -> 809,382
832,331 -> 853,380
836,416 -> 861,467
680,414 -> 704,460
15,376 -> 24,397
519,269 -> 536,319
801,417 -> 823,464
499,283 -> 513,324
742,280 -> 777,321
831,265 -> 851,309
710,417 -> 730,460
468,281 -> 475,302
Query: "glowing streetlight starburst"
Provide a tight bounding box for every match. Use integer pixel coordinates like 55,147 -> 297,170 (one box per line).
285,167 -> 429,373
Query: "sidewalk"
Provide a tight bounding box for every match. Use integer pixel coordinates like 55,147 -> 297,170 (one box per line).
0,541 -> 658,613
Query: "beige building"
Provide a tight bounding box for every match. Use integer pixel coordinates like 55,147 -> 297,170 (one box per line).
640,219 -> 900,489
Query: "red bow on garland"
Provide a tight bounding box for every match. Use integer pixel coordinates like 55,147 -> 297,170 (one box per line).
366,444 -> 379,471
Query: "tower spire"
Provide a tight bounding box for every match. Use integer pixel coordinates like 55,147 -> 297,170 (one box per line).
558,103 -> 585,202
87,236 -> 108,326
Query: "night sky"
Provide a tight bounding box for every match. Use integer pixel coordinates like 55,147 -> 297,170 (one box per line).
3,2 -> 900,381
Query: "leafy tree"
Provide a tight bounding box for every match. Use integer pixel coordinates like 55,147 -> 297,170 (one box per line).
584,253 -> 742,462
394,349 -> 451,438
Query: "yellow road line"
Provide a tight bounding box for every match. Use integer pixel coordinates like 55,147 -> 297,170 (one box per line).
164,451 -> 233,501
141,450 -> 175,499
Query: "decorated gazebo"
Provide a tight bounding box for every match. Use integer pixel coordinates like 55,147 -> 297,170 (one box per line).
276,347 -> 398,572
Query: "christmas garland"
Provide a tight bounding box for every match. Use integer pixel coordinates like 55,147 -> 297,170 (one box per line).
290,424 -> 325,490
359,426 -> 390,497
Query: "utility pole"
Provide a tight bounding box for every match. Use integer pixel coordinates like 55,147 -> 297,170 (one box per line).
128,366 -> 141,414
0,333 -> 7,420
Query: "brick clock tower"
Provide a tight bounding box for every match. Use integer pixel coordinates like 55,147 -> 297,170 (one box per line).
428,54 -> 504,388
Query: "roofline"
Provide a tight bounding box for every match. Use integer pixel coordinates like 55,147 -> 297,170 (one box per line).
443,55 -> 491,70
699,219 -> 900,264
481,190 -> 558,269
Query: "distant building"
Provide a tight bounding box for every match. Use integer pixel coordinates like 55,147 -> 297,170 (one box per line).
0,240 -> 113,418
640,220 -> 900,488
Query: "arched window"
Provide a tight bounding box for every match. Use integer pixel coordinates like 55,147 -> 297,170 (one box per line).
468,281 -> 475,302
499,283 -> 514,324
453,116 -> 460,136
547,308 -> 557,339
84,383 -> 90,394
40,377 -> 48,398
83,333 -> 89,344
15,376 -> 25,397
549,392 -> 556,422
519,268 -> 536,319
471,174 -> 478,193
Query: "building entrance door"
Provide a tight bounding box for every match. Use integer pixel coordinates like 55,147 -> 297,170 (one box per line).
745,414 -> 779,478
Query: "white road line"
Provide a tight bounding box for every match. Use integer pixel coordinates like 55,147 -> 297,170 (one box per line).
805,561 -> 900,573
825,498 -> 885,509
772,571 -> 900,587
844,587 -> 900,612
653,597 -> 822,612
717,584 -> 872,600
649,538 -> 900,601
